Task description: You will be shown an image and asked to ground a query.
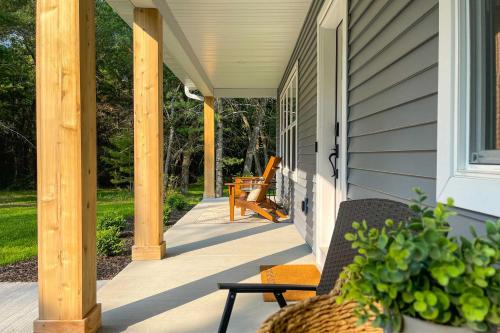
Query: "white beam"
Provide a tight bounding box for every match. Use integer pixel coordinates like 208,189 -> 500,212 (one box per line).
214,88 -> 277,98
106,0 -> 214,96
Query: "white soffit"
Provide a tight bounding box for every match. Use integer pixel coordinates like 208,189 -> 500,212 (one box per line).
106,0 -> 312,97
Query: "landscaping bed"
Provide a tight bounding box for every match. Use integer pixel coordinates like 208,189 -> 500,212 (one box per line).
0,204 -> 194,282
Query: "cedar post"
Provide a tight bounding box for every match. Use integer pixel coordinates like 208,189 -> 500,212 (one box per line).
35,0 -> 101,331
204,97 -> 216,198
132,8 -> 166,261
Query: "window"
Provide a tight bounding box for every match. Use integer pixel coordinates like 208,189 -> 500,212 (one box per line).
469,1 -> 500,165
279,64 -> 298,176
437,0 -> 500,216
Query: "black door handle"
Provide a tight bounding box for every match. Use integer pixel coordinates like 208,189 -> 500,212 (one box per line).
328,144 -> 339,179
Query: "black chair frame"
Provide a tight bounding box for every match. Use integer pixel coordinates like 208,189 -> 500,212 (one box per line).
217,199 -> 414,333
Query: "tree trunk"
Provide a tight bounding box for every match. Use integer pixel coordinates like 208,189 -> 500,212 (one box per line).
216,98 -> 224,197
163,125 -> 174,194
262,135 -> 269,166
181,150 -> 192,194
163,85 -> 180,197
243,99 -> 265,175
254,152 -> 262,176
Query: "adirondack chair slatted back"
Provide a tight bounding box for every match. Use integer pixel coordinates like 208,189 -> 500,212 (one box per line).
255,156 -> 281,202
316,199 -> 414,296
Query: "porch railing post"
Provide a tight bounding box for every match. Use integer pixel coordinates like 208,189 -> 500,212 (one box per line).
204,96 -> 216,198
132,8 -> 166,261
34,0 -> 101,331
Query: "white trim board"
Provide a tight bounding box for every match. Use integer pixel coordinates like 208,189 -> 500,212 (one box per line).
315,0 -> 349,269
213,88 -> 277,98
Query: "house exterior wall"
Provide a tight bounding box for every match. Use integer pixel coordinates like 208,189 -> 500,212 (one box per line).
277,0 -> 326,246
347,0 -> 439,206
278,0 -> 497,251
345,0 -> 495,235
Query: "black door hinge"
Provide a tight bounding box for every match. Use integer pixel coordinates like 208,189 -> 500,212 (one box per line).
315,141 -> 318,153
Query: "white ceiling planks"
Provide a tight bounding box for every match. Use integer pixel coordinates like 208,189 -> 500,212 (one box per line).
106,0 -> 312,97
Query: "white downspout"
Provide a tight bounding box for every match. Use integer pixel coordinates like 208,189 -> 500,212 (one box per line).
184,86 -> 204,102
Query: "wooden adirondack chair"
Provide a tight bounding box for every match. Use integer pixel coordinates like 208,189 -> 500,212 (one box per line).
226,156 -> 287,222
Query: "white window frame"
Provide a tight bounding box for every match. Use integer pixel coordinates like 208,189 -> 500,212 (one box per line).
437,0 -> 500,217
279,63 -> 299,180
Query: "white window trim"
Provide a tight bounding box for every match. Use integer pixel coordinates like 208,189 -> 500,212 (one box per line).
279,62 -> 299,181
437,0 -> 500,217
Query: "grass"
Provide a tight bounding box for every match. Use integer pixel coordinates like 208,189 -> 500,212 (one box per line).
0,181 -> 206,266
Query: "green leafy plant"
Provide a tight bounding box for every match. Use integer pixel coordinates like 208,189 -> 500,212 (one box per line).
165,192 -> 189,211
338,189 -> 500,332
163,205 -> 171,225
96,227 -> 124,256
97,212 -> 127,231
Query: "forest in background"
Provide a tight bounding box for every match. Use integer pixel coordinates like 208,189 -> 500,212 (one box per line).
0,0 -> 277,195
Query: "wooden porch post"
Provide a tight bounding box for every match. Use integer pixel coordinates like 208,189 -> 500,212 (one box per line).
204,97 -> 216,198
132,8 -> 166,261
35,0 -> 101,332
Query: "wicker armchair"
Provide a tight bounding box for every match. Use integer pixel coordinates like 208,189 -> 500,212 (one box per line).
216,199 -> 414,333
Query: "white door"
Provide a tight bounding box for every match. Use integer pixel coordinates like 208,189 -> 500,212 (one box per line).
315,0 -> 347,267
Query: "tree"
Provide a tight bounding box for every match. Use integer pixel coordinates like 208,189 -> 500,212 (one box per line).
0,0 -> 277,192
101,130 -> 134,190
216,98 -> 224,197
0,0 -> 36,188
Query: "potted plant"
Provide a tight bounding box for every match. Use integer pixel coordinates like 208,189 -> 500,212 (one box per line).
337,189 -> 500,333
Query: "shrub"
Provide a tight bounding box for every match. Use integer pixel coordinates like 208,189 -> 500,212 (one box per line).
165,192 -> 188,211
96,227 -> 124,256
163,205 -> 171,225
97,212 -> 127,231
338,189 -> 500,332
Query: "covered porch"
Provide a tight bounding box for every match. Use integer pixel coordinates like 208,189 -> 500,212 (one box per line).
35,0 -> 311,331
98,199 -> 313,333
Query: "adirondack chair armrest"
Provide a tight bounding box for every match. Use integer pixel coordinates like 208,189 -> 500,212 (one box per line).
233,176 -> 262,180
225,182 -> 269,187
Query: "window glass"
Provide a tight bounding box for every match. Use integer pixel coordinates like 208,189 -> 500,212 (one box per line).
280,100 -> 284,156
285,90 -> 289,128
291,126 -> 297,171
285,129 -> 289,168
291,78 -> 297,123
279,66 -> 298,173
469,0 -> 500,164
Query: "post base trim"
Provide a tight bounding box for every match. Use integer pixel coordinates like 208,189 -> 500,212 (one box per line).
34,303 -> 101,333
132,241 -> 166,260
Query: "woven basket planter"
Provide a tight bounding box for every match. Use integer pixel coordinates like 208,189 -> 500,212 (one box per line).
257,292 -> 382,333
258,294 -> 484,333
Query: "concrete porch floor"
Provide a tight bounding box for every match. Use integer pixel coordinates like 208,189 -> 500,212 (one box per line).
99,198 -> 315,333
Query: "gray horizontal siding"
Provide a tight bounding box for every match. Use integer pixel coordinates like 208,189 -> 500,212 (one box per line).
350,8 -> 439,88
349,0 -> 374,28
349,66 -> 438,121
348,94 -> 437,136
346,0 -> 492,234
346,1 -> 439,205
348,36 -> 438,103
277,0 -> 326,245
349,0 -> 438,68
349,151 -> 436,178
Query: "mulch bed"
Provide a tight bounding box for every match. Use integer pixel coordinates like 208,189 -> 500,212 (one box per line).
0,206 -> 193,282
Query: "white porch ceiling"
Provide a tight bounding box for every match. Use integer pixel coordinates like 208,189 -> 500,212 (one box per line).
106,0 -> 313,97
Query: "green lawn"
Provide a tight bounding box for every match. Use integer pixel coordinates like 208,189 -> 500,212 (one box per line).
0,182 -> 205,266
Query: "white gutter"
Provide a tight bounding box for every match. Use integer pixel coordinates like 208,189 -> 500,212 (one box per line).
184,86 -> 204,102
